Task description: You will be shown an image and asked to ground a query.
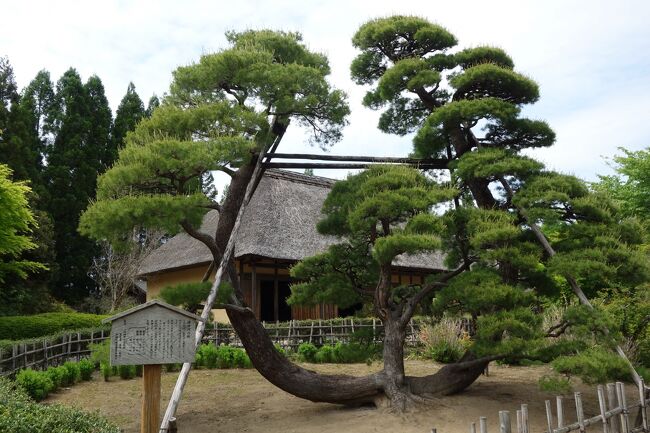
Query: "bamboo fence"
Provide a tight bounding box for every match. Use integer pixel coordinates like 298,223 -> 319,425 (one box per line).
2,317 -> 458,375
459,380 -> 649,433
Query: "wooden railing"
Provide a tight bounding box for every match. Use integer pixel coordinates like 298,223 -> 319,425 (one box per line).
2,317 -> 458,375
460,381 -> 649,433
0,328 -> 110,376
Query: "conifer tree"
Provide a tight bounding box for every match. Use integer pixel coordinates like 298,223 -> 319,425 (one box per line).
0,65 -> 56,311
144,95 -> 160,118
111,82 -> 145,163
46,69 -> 112,303
80,21 -> 648,410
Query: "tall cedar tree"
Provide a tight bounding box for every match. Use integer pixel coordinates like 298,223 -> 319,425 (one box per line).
0,60 -> 54,314
80,22 -> 649,409
111,82 -> 145,159
46,69 -> 112,303
0,164 -> 48,314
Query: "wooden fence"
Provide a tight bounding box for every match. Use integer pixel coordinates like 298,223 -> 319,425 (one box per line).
462,380 -> 649,433
205,317 -> 432,349
1,317 -> 450,376
0,328 -> 110,376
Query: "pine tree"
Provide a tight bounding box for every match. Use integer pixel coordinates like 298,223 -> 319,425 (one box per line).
79,22 -> 648,409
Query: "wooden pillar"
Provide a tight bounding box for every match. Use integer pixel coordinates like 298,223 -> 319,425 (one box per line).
251,260 -> 258,319
141,364 -> 161,433
273,261 -> 279,321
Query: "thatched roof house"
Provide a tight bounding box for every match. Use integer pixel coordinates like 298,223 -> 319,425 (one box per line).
139,170 -> 445,322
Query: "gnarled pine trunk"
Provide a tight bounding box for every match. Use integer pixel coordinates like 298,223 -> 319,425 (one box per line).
213,158 -> 489,409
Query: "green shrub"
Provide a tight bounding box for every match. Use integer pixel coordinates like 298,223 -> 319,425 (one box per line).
298,343 -> 318,362
0,313 -> 107,340
216,345 -> 237,368
552,348 -> 634,384
78,359 -> 94,381
315,345 -> 335,363
99,362 -> 114,381
62,361 -> 81,385
118,364 -> 136,380
0,376 -> 119,433
195,344 -> 253,369
332,341 -> 380,363
538,375 -> 572,393
135,364 -> 143,377
232,348 -> 252,368
89,340 -> 110,366
195,343 -> 219,369
15,369 -> 53,401
45,366 -> 67,390
420,318 -> 470,364
429,340 -> 465,364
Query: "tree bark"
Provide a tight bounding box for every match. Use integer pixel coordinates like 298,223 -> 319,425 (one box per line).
206,149 -> 491,409
226,304 -> 490,408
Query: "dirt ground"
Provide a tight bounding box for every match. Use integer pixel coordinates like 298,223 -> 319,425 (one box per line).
46,360 -> 631,433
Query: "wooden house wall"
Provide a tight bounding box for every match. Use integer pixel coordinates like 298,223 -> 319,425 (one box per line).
145,257 -> 432,323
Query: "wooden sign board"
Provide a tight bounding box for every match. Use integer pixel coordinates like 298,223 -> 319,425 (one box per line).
102,300 -> 203,366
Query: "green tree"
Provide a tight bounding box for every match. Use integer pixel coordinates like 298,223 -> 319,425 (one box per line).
111,82 -> 145,163
288,16 -> 647,406
144,95 -> 160,118
596,147 -> 650,221
0,164 -> 48,313
45,69 -> 112,304
79,22 -> 647,409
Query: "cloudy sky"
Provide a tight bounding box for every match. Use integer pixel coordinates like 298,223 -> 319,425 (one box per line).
3,0 -> 649,185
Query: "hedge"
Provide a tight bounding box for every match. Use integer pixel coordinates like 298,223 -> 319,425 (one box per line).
0,376 -> 119,433
0,313 -> 107,340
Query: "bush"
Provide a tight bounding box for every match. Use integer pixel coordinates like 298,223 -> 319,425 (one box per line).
298,343 -> 318,362
0,313 -> 107,340
99,362 -> 114,381
538,375 -> 572,393
420,318 -> 470,364
552,348 -> 634,384
89,339 -> 110,366
78,359 -> 94,381
314,345 -> 335,363
15,369 -> 53,401
45,366 -> 67,390
62,361 -> 81,385
0,376 -> 119,433
195,343 -> 219,369
118,364 -> 136,380
194,344 -> 253,369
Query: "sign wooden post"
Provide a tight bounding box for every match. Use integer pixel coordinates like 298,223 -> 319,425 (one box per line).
103,300 -> 203,433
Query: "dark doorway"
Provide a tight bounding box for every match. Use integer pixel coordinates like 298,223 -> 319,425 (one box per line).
277,281 -> 292,321
260,280 -> 293,322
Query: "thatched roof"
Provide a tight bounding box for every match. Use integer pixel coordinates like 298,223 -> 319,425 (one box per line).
138,170 -> 446,276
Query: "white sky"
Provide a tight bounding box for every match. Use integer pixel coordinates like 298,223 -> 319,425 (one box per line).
3,0 -> 650,188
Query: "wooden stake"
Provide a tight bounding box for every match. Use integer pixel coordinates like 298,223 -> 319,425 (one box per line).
608,383 -> 621,433
638,379 -> 648,432
499,410 -> 512,433
545,400 -> 554,433
142,364 -> 161,433
575,392 -> 586,433
480,416 -> 488,433
597,385 -> 610,433
521,404 -> 529,433
616,382 -> 630,433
